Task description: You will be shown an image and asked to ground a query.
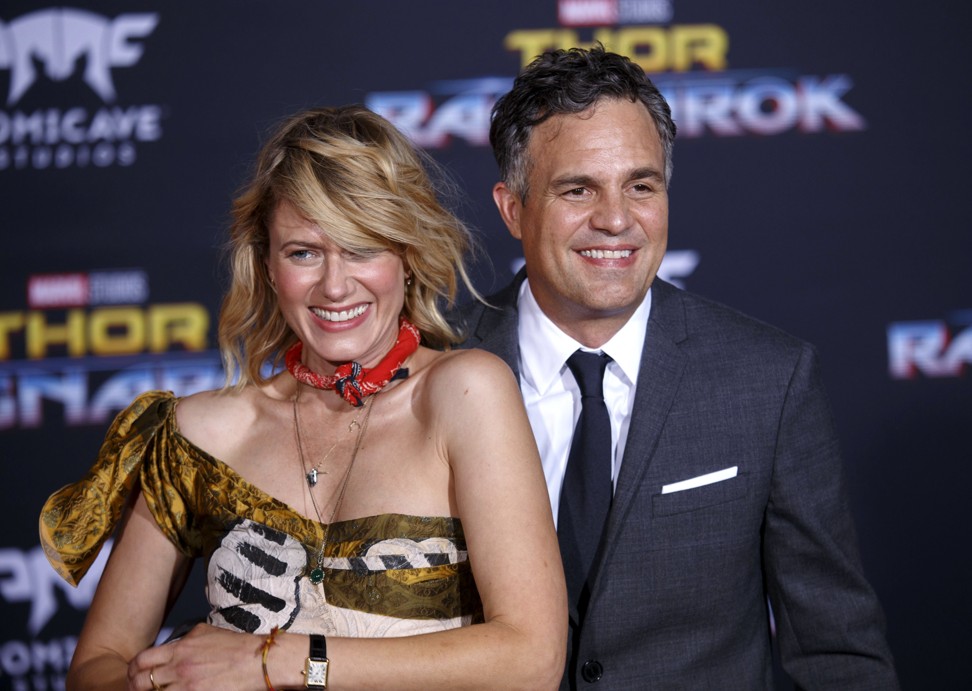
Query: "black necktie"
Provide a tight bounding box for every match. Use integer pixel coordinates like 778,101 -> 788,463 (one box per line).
558,350 -> 613,618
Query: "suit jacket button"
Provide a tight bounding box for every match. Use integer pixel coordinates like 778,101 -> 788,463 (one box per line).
581,660 -> 603,683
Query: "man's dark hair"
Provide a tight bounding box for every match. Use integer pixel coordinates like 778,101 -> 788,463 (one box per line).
490,45 -> 677,199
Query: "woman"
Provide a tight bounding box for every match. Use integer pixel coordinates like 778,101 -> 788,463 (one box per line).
40,106 -> 566,690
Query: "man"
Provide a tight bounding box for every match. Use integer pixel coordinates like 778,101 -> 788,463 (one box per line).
457,46 -> 898,689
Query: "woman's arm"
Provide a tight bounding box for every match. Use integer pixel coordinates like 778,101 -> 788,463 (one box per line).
432,348 -> 568,687
67,492 -> 192,690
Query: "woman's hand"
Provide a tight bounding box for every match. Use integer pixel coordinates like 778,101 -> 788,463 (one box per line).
127,623 -> 263,690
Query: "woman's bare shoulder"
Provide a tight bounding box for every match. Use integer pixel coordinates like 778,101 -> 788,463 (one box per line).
416,348 -> 521,420
175,378 -> 289,449
422,347 -> 516,386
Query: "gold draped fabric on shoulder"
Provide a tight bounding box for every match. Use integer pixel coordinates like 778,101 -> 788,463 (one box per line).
38,390 -> 190,586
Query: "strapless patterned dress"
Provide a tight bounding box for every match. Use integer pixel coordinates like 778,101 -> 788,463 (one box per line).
39,391 -> 483,636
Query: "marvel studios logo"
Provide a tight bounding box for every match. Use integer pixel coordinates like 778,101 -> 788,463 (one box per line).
558,0 -> 673,26
27,270 -> 149,308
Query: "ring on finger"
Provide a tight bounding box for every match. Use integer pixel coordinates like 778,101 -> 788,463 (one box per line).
149,668 -> 164,690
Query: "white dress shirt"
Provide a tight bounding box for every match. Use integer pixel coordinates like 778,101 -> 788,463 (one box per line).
516,279 -> 652,524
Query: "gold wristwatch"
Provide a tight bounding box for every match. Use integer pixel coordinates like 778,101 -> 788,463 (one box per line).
304,634 -> 329,688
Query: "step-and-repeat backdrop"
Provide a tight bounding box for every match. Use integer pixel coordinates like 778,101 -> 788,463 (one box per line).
1,1 -> 968,688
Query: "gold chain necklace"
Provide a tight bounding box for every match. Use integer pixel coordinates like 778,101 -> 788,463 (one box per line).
293,382 -> 377,584
295,392 -> 368,487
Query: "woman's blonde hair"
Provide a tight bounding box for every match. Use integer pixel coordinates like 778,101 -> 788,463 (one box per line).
218,105 -> 481,388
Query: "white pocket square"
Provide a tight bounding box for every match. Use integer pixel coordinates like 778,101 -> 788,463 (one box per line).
661,466 -> 738,494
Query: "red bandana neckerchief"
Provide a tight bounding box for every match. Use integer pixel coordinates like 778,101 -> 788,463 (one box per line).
285,317 -> 420,407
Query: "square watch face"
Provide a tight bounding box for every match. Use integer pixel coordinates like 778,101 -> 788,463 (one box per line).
305,658 -> 329,687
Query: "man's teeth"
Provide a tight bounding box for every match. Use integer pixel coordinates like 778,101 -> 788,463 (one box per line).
580,249 -> 632,259
312,305 -> 367,322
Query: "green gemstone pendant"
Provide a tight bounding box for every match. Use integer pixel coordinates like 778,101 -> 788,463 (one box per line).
310,568 -> 324,584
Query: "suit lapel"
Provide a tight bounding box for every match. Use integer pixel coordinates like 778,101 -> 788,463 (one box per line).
464,269 -> 525,377
594,280 -> 688,580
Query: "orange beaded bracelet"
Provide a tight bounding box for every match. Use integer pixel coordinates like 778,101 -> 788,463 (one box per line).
262,626 -> 280,691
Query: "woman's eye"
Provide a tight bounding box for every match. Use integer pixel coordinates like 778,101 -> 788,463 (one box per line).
288,249 -> 316,261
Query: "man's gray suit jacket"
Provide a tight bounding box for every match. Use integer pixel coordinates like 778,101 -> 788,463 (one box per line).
456,272 -> 898,690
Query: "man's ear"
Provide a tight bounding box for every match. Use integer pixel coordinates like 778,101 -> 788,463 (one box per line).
492,181 -> 523,240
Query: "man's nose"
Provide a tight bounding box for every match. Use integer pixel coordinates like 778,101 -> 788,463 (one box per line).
589,190 -> 632,234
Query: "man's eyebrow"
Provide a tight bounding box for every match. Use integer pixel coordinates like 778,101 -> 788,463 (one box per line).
550,174 -> 597,189
628,166 -> 664,182
550,167 -> 665,189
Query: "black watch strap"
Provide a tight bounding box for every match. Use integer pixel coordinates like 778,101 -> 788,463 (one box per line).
309,634 -> 327,660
